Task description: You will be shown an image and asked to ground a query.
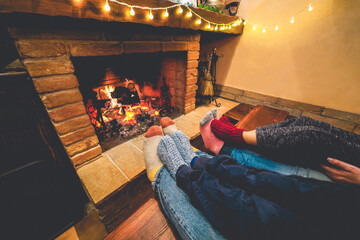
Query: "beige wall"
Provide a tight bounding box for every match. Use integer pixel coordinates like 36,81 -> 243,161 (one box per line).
201,0 -> 360,114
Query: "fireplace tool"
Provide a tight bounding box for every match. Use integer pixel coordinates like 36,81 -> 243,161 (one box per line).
198,47 -> 222,107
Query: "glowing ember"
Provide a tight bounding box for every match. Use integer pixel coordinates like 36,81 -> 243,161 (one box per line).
86,82 -> 162,140
86,71 -> 174,143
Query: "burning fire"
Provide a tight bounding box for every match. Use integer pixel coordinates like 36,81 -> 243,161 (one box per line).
104,85 -> 118,108
87,83 -> 160,131
86,68 -> 174,140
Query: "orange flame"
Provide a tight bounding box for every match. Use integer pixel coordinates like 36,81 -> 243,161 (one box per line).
104,85 -> 119,108
90,83 -> 162,131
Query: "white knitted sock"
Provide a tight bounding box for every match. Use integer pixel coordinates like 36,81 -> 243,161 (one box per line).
161,117 -> 178,136
143,126 -> 164,182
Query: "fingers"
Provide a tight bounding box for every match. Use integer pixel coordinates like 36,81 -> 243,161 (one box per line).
321,164 -> 348,182
327,157 -> 354,172
321,164 -> 347,177
321,158 -> 360,185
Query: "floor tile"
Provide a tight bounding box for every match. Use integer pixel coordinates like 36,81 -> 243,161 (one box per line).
105,141 -> 145,180
77,156 -> 129,204
129,133 -> 145,152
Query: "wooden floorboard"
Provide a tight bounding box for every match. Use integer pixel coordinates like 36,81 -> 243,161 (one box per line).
223,103 -> 253,123
236,105 -> 288,130
105,198 -> 178,240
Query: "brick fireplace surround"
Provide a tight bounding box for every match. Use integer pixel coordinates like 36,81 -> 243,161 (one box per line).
9,15 -> 200,167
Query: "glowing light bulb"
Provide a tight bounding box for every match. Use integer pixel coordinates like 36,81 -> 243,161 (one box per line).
229,25 -> 232,29
148,9 -> 153,20
197,18 -> 201,24
130,7 -> 135,16
164,9 -> 169,17
104,1 -> 110,12
239,19 -> 242,24
290,17 -> 295,24
275,25 -> 279,31
308,4 -> 313,11
243,20 -> 247,25
253,25 -> 256,30
221,25 -> 225,30
215,25 -> 218,31
233,22 -> 238,27
73,0 -> 83,6
262,28 -> 266,33
207,23 -> 211,29
187,11 -> 192,17
178,6 -> 183,14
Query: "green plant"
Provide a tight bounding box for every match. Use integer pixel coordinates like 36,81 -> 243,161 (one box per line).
198,3 -> 223,14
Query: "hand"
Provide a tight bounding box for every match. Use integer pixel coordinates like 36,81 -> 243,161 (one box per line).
321,158 -> 360,185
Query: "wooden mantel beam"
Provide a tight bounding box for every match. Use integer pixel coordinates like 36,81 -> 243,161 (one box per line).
0,0 -> 243,34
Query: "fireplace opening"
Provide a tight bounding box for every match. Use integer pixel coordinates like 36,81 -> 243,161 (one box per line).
72,52 -> 186,150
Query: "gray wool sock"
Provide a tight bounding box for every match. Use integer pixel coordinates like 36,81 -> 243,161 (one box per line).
200,111 -> 214,126
157,135 -> 187,179
171,130 -> 197,164
211,108 -> 218,119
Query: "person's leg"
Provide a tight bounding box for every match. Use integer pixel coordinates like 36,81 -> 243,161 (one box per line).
210,117 -> 246,144
256,123 -> 360,168
197,111 -> 331,180
170,130 -> 198,165
210,114 -> 360,168
155,133 -> 227,239
157,135 -> 187,179
212,115 -> 360,147
157,140 -> 296,240
143,126 -> 226,240
160,117 -> 203,164
153,167 -> 226,240
143,126 -> 164,181
220,146 -> 332,182
199,111 -> 224,155
177,154 -> 360,240
243,130 -> 257,145
210,116 -> 323,146
160,117 -> 178,136
258,116 -> 360,143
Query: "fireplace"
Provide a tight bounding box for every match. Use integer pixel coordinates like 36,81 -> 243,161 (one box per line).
72,52 -> 186,150
4,13 -> 200,167
0,7 -> 244,231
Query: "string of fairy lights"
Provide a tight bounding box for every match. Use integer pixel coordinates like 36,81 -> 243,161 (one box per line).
104,0 -> 242,31
244,0 -> 320,33
102,0 -> 320,33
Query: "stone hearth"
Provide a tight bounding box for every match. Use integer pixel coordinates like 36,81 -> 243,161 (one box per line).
76,98 -> 238,231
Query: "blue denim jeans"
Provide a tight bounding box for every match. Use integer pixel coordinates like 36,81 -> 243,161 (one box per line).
153,148 -> 331,240
221,146 -> 332,182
